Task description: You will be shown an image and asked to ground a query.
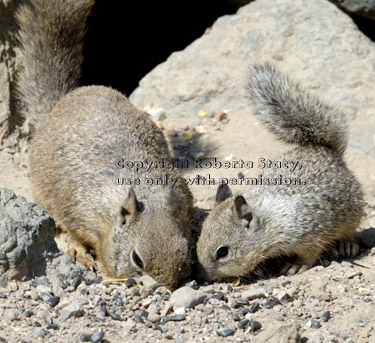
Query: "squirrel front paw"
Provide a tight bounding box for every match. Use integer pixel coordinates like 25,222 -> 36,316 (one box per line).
67,240 -> 97,272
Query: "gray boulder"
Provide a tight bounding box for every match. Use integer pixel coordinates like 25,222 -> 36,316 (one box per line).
0,188 -> 56,281
130,0 -> 375,156
0,188 -> 91,285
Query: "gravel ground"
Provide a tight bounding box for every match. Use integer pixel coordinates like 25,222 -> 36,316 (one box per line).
1,231 -> 375,343
1,112 -> 375,343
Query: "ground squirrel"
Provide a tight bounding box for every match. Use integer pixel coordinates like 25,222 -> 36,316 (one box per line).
197,63 -> 364,281
16,0 -> 193,290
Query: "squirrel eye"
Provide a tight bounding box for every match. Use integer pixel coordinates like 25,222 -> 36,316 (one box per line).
215,246 -> 229,260
132,250 -> 144,269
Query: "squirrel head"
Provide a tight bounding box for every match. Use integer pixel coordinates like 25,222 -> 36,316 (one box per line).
111,187 -> 190,290
197,184 -> 264,281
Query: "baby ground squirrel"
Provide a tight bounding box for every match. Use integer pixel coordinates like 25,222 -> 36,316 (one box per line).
16,0 -> 193,290
197,62 -> 364,281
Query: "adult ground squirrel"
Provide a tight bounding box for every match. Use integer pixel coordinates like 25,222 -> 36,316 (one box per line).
197,63 -> 364,281
16,0 -> 193,290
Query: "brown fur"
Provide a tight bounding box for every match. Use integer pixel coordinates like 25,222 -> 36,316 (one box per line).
17,0 -> 193,289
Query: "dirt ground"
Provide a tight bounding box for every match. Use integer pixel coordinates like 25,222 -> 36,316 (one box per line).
1,106 -> 375,342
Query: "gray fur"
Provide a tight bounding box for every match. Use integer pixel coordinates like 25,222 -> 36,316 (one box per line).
197,62 -> 364,281
16,0 -> 193,290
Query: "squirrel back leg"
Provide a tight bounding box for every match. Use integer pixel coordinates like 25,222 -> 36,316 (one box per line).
281,236 -> 359,275
337,241 -> 359,259
327,239 -> 360,260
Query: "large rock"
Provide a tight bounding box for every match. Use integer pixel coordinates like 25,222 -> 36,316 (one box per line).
255,322 -> 300,343
130,0 -> 375,156
0,188 -> 91,285
0,188 -> 56,281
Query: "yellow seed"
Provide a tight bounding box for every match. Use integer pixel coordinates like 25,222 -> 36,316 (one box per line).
198,110 -> 207,117
184,135 -> 192,141
155,121 -> 164,130
203,135 -> 209,140
360,331 -> 368,338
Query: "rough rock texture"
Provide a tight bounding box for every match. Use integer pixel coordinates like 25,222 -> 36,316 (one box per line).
170,286 -> 207,309
0,188 -> 92,285
223,0 -> 375,20
130,0 -> 375,156
256,322 -> 301,343
0,188 -> 56,281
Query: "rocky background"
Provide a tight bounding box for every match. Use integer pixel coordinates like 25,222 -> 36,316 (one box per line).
1,0 -> 375,342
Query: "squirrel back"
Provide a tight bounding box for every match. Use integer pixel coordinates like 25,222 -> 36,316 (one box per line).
16,0 -> 94,130
16,0 -> 193,290
197,63 -> 364,281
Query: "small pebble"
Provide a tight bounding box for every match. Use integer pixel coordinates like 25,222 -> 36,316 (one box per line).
250,321 -> 262,332
71,277 -> 82,290
153,324 -> 167,332
263,296 -> 280,309
237,319 -> 250,330
48,296 -> 60,307
133,314 -> 144,323
322,311 -> 331,322
125,278 -> 137,288
107,310 -> 121,321
232,312 -> 241,321
99,302 -> 107,317
151,283 -> 164,291
221,305 -> 231,311
139,310 -> 149,318
234,298 -> 249,307
168,315 -> 185,321
239,307 -> 249,315
91,331 -> 105,343
25,310 -> 34,317
310,319 -> 321,329
131,288 -> 140,297
249,302 -> 260,313
44,313 -> 53,325
217,328 -> 235,337
80,334 -> 92,342
40,293 -> 60,307
213,112 -> 226,121
60,301 -> 83,321
92,276 -> 103,284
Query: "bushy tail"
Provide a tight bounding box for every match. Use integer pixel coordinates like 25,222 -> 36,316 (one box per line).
246,62 -> 347,156
16,0 -> 95,130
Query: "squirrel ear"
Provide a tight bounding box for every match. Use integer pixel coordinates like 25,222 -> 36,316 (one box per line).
233,195 -> 253,227
216,184 -> 233,204
117,187 -> 138,226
